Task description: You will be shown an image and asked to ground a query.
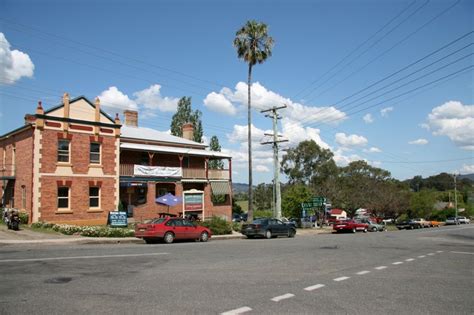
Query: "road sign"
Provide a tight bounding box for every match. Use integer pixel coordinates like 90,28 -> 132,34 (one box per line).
312,196 -> 326,207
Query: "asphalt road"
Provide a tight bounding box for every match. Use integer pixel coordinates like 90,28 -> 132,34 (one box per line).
0,225 -> 473,315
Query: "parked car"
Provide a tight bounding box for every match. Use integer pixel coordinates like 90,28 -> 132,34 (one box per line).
413,218 -> 431,228
281,217 -> 298,228
456,216 -> 470,224
367,220 -> 386,232
333,219 -> 368,233
445,217 -> 460,225
232,213 -> 242,222
396,220 -> 422,230
430,220 -> 442,227
135,217 -> 211,244
241,218 -> 296,239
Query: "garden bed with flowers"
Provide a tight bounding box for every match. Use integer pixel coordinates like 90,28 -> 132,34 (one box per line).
30,222 -> 135,237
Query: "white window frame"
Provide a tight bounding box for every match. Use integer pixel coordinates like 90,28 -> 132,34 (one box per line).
89,186 -> 100,209
57,186 -> 70,210
90,142 -> 101,164
57,139 -> 70,163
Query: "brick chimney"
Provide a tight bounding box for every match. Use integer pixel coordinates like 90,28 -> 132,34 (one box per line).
123,110 -> 138,127
182,123 -> 194,141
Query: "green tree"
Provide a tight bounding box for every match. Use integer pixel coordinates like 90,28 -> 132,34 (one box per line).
234,20 -> 274,223
253,183 -> 273,211
281,140 -> 337,189
170,96 -> 203,143
208,135 -> 224,169
409,190 -> 437,218
281,184 -> 312,219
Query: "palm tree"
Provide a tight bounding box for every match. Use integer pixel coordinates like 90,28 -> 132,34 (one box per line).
233,20 -> 274,222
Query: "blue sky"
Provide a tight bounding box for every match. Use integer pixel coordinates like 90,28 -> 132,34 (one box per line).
1,0 -> 473,184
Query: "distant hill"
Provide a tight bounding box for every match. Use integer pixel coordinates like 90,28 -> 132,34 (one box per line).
459,173 -> 474,181
232,183 -> 249,194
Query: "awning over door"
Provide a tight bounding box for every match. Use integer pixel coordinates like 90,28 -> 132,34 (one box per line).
210,181 -> 231,196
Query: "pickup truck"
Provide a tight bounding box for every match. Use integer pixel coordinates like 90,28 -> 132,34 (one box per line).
413,218 -> 431,228
333,219 -> 368,233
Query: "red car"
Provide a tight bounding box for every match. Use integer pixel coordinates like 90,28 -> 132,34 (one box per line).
333,219 -> 369,233
135,217 -> 211,244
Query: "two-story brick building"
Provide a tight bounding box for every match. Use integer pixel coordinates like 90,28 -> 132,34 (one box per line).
0,93 -> 232,225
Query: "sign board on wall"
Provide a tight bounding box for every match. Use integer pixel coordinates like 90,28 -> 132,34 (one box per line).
184,193 -> 203,211
108,211 -> 128,227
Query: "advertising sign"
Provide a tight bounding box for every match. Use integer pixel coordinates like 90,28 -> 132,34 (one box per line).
108,211 -> 128,227
184,193 -> 203,211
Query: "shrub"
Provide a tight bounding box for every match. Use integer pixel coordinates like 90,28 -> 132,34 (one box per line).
232,222 -> 242,232
18,211 -> 29,224
200,216 -> 232,235
254,210 -> 273,218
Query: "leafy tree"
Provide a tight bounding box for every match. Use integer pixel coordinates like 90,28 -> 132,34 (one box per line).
253,183 -> 273,211
234,20 -> 274,223
208,136 -> 224,169
281,140 -> 337,189
409,190 -> 437,218
232,199 -> 243,215
281,184 -> 312,219
170,96 -> 203,143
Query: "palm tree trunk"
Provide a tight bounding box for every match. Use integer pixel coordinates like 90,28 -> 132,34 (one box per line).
247,64 -> 253,222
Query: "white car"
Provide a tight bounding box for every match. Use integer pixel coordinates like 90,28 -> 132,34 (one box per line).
445,217 -> 460,225
456,216 -> 470,224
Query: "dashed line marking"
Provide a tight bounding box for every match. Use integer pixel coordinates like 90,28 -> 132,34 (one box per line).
436,251 -> 443,253
0,252 -> 169,263
392,261 -> 403,265
304,284 -> 325,291
333,276 -> 350,282
271,293 -> 295,302
451,251 -> 474,255
221,306 -> 252,315
356,270 -> 371,275
427,253 -> 435,256
405,258 -> 415,262
418,255 -> 426,258
375,266 -> 387,270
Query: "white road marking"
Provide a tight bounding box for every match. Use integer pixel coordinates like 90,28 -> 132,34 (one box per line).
375,266 -> 387,270
356,270 -> 371,275
271,293 -> 295,302
436,251 -> 443,253
405,258 -> 415,262
427,253 -> 435,256
304,284 -> 325,291
418,255 -> 426,258
221,307 -> 252,315
0,252 -> 169,263
451,251 -> 474,255
333,276 -> 350,282
392,261 -> 403,265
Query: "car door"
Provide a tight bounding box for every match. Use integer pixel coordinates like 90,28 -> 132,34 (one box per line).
170,219 -> 186,239
183,219 -> 199,239
274,219 -> 288,235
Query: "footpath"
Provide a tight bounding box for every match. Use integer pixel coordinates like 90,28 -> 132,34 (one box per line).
0,224 -> 332,246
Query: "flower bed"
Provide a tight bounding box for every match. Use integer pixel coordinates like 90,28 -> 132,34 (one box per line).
31,222 -> 134,237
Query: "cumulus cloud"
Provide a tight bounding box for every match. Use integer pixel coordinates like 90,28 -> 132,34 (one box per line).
333,148 -> 363,167
408,138 -> 428,145
0,33 -> 34,84
380,107 -> 394,117
460,164 -> 474,174
363,113 -> 374,124
281,118 -> 331,150
203,91 -> 237,115
335,133 -> 368,148
134,84 -> 180,113
203,81 -> 347,124
98,86 -> 137,111
425,101 -> 474,150
255,165 -> 270,172
363,147 -> 382,153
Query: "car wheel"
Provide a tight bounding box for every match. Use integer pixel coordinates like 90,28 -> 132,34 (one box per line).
363,228 -> 368,233
163,232 -> 174,244
288,229 -> 296,238
265,230 -> 272,239
200,231 -> 209,242
372,227 -> 377,232
352,227 -> 356,233
247,235 -> 254,239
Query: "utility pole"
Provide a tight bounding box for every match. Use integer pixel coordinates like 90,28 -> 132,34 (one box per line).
454,173 -> 458,218
261,105 -> 288,219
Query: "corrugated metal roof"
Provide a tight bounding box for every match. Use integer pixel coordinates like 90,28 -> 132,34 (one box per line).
120,142 -> 231,159
121,125 -> 207,148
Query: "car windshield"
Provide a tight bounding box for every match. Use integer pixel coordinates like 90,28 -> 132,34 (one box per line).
150,218 -> 166,224
252,219 -> 268,225
447,217 -> 455,220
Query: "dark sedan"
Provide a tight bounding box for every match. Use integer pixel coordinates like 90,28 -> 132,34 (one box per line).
241,218 -> 296,239
396,220 -> 422,230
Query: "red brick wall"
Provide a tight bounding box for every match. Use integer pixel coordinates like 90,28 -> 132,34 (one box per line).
39,177 -> 115,224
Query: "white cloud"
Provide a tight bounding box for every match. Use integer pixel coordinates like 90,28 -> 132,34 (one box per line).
333,148 -> 363,167
134,84 -> 180,113
335,133 -> 368,148
363,147 -> 382,153
408,138 -> 428,145
281,118 -> 331,150
203,81 -> 347,124
363,113 -> 374,124
460,164 -> 474,174
255,165 -> 270,172
98,86 -> 138,111
380,107 -> 393,117
425,101 -> 474,150
203,91 -> 237,115
0,33 -> 34,84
